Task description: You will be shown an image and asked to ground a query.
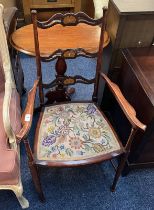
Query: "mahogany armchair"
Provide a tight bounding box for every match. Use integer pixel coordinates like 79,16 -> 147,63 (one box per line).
22,9 -> 146,201
0,4 -> 38,208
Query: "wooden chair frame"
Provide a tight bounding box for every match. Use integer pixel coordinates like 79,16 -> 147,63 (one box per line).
18,9 -> 146,201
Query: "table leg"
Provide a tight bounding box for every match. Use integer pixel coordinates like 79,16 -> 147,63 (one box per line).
45,57 -> 75,105
12,51 -> 26,96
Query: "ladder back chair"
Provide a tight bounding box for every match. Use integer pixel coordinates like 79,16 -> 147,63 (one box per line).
24,9 -> 146,201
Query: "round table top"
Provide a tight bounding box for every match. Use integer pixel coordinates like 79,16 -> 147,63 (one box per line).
10,23 -> 110,57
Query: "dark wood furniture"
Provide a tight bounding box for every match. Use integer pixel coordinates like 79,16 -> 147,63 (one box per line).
106,0 -> 154,78
22,0 -> 94,23
19,10 -> 146,200
110,47 -> 154,173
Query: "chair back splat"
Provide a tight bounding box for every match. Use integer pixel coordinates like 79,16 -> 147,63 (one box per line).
31,9 -> 107,105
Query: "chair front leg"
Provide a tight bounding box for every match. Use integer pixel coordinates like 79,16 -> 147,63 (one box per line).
111,128 -> 138,191
111,153 -> 128,192
24,138 -> 45,202
28,162 -> 45,202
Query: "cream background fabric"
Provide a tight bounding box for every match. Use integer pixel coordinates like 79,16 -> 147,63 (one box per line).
37,103 -> 121,161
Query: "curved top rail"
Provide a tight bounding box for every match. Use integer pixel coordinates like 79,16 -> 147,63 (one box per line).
31,10 -> 103,29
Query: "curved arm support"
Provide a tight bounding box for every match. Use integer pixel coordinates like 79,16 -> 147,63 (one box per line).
16,80 -> 39,141
100,72 -> 146,131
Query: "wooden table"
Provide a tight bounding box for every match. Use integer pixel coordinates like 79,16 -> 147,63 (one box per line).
11,24 -> 109,56
10,23 -> 110,104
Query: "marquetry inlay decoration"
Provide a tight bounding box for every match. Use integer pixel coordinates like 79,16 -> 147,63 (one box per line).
64,78 -> 75,85
62,15 -> 77,25
63,49 -> 76,58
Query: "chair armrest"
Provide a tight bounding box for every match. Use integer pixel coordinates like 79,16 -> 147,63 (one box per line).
16,79 -> 39,141
100,72 -> 146,131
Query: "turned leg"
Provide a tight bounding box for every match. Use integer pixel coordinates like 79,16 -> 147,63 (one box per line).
15,51 -> 26,96
56,57 -> 75,98
45,57 -> 75,105
46,57 -> 69,104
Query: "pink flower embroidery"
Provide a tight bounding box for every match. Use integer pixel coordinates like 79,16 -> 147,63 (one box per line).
69,137 -> 83,149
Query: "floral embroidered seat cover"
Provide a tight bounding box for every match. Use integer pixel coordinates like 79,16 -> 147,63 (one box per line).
36,103 -> 121,162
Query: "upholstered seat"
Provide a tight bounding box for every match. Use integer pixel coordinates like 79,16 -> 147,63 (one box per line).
0,149 -> 19,185
35,103 -> 123,163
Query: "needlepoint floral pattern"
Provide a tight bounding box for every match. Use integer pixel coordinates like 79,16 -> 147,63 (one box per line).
37,103 -> 121,161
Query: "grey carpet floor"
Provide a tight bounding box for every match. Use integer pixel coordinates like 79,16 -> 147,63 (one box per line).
0,55 -> 153,210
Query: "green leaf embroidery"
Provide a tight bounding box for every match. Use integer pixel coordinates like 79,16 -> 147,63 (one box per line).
84,144 -> 92,151
83,135 -> 88,140
73,125 -> 80,135
65,148 -> 73,157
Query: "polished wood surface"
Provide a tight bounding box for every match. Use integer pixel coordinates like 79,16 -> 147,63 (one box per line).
107,0 -> 154,75
22,0 -> 94,23
32,0 -> 72,4
108,47 -> 154,172
11,23 -> 110,57
100,73 -> 146,131
16,79 -> 39,141
112,0 -> 154,13
124,47 -> 154,106
23,0 -> 76,23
